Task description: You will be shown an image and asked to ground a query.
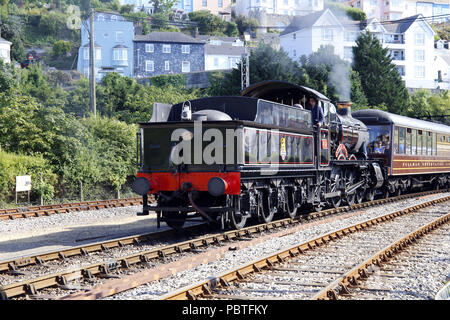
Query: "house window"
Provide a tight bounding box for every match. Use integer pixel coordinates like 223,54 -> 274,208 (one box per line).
218,0 -> 223,7
182,61 -> 190,72
214,57 -> 219,67
111,15 -> 117,21
146,60 -> 154,72
415,33 -> 424,45
116,31 -> 124,42
202,0 -> 207,6
163,44 -> 171,53
95,48 -> 102,60
97,14 -> 105,22
322,29 -> 333,41
145,44 -> 154,53
165,61 -> 170,71
83,47 -> 89,60
415,50 -> 424,62
293,33 -> 296,40
370,0 -> 377,5
284,0 -> 288,4
293,49 -> 296,57
182,45 -> 190,54
415,66 -> 425,78
113,48 -> 127,61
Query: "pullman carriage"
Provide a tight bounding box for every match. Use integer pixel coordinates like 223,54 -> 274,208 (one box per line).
353,109 -> 450,194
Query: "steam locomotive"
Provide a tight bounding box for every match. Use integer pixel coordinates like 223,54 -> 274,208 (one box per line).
132,81 -> 450,230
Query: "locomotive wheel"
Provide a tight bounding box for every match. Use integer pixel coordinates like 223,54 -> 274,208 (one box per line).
365,188 -> 375,202
228,195 -> 247,229
285,187 -> 297,219
355,187 -> 365,204
258,190 -> 274,223
163,211 -> 187,230
329,168 -> 342,208
344,169 -> 356,206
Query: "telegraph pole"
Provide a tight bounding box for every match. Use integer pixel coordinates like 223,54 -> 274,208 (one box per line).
89,9 -> 97,118
241,32 -> 250,90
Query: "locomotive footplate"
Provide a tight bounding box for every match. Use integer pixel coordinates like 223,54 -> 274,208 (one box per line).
142,205 -> 234,213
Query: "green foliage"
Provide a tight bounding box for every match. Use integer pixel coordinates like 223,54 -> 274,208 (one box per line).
325,0 -> 367,21
52,40 -> 72,57
235,15 -> 259,35
432,23 -> 450,41
352,32 -> 409,114
208,43 -> 302,96
188,10 -> 238,36
38,11 -> 67,36
150,74 -> 186,87
408,89 -> 450,125
0,12 -> 27,62
0,150 -> 56,203
0,59 -> 19,92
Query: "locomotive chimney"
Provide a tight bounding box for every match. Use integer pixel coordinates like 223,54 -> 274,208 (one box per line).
337,101 -> 352,116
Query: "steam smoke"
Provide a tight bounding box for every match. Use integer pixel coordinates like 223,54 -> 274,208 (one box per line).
329,63 -> 351,101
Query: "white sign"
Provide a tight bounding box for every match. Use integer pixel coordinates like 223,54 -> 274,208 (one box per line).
16,175 -> 32,192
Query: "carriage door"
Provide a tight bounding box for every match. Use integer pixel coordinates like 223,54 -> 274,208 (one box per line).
320,129 -> 330,166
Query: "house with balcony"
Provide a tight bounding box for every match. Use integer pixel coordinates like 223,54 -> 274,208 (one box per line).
234,0 -> 324,17
118,0 -> 194,14
280,11 -> 438,90
197,35 -> 246,70
77,12 -> 134,81
0,36 -> 11,64
134,32 -> 205,78
346,0 -> 450,22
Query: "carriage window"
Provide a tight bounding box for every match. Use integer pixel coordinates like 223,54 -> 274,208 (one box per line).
245,129 -> 257,163
406,128 -> 412,155
258,130 -> 268,163
432,132 -> 437,155
398,127 -> 405,154
368,125 -> 391,154
301,137 -> 313,163
427,132 -> 432,155
323,102 -> 329,125
417,130 -> 423,155
394,127 -> 399,154
411,129 -> 417,155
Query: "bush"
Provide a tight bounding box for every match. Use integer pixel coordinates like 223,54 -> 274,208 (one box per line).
52,40 -> 72,57
150,74 -> 186,88
0,150 -> 56,203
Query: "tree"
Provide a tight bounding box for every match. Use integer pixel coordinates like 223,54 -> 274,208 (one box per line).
352,32 -> 409,114
235,15 -> 259,35
298,45 -> 367,108
207,43 -> 303,96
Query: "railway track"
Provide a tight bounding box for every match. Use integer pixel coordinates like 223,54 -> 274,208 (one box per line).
0,190 -> 447,300
160,197 -> 449,300
0,197 -> 143,221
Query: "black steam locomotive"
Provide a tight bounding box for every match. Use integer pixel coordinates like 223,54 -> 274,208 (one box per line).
132,81 -> 450,230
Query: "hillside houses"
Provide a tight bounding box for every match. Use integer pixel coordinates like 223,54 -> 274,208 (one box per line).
73,6 -> 450,91
279,9 -> 449,90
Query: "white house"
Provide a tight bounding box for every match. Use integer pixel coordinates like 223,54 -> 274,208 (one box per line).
0,36 -> 12,64
280,11 -> 439,90
279,9 -> 345,60
345,0 -> 450,22
234,0 -> 324,17
198,35 -> 246,70
434,49 -> 450,90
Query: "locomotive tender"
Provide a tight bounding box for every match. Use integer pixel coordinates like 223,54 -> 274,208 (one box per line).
132,81 -> 450,230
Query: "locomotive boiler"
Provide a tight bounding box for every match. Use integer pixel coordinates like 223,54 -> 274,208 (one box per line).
132,81 -> 388,230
